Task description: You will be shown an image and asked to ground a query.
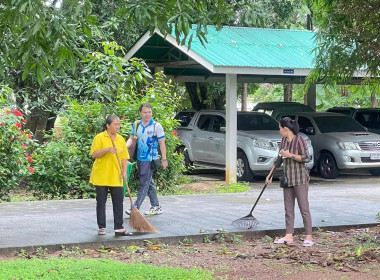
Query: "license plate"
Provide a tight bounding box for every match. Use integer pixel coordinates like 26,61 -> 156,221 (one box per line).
370,153 -> 380,160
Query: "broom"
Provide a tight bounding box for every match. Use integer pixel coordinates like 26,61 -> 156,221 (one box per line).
232,160 -> 281,229
111,138 -> 158,233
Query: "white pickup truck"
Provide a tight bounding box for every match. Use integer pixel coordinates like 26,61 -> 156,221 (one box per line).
175,110 -> 314,181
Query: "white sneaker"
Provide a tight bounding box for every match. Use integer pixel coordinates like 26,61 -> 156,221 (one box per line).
125,208 -> 131,215
144,206 -> 163,215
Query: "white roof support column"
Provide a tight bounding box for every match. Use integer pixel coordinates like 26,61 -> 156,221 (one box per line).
225,74 -> 237,184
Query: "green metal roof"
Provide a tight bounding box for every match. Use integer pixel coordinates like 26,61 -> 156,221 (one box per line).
182,25 -> 316,69
125,25 -> 321,82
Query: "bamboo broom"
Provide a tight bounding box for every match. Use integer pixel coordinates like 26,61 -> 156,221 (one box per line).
111,138 -> 158,233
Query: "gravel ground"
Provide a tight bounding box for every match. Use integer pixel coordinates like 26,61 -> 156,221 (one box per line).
1,226 -> 379,279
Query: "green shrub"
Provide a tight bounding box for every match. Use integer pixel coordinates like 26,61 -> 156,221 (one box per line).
30,140 -> 93,199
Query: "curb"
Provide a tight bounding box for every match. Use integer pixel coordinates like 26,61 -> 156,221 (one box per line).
1,223 -> 378,256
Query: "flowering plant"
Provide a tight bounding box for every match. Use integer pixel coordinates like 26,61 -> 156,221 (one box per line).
0,108 -> 35,200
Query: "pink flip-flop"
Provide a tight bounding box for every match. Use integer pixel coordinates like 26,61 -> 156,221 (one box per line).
303,240 -> 314,247
274,238 -> 294,244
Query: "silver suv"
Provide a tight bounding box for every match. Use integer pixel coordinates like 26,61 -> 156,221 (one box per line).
175,110 -> 314,181
277,112 -> 380,178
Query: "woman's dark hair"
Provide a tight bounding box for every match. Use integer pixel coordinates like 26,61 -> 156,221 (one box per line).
103,114 -> 119,131
280,117 -> 300,135
139,103 -> 152,112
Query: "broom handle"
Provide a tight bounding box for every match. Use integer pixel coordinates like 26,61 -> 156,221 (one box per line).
248,166 -> 276,215
110,138 -> 134,205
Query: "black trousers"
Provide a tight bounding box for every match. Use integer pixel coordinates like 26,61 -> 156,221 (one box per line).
95,186 -> 124,230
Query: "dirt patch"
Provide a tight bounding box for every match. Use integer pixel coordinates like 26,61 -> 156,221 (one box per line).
3,226 -> 379,279
180,180 -> 225,192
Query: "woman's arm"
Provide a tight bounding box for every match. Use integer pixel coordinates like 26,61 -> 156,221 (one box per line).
91,147 -> 116,159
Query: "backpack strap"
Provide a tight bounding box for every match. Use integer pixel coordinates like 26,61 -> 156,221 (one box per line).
133,121 -> 140,139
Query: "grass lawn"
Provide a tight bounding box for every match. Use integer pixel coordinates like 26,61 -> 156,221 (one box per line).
0,257 -> 213,280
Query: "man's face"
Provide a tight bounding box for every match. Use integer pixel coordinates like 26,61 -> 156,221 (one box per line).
139,106 -> 152,122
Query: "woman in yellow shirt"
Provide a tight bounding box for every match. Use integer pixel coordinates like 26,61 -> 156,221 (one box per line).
90,115 -> 131,236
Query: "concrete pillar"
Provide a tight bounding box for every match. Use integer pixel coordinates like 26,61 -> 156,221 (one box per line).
226,74 -> 237,184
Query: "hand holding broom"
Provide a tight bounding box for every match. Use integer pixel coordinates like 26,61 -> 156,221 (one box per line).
110,138 -> 158,233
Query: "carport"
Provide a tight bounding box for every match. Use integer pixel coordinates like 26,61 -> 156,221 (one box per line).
124,25 -> 368,184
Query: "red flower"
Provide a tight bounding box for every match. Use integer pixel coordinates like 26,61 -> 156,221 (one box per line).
28,166 -> 35,173
9,137 -> 13,141
27,157 -> 33,163
1,122 -> 4,126
173,130 -> 178,137
16,160 -> 21,164
28,134 -> 32,139
22,144 -> 27,149
22,119 -> 27,123
5,110 -> 11,114
15,122 -> 22,128
13,109 -> 23,117
121,116 -> 126,120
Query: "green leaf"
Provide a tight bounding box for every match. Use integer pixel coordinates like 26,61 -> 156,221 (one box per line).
32,20 -> 42,36
82,23 -> 92,38
37,65 -> 45,85
115,8 -> 128,17
87,15 -> 98,25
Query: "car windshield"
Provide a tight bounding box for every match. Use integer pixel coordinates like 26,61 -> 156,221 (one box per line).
237,114 -> 278,130
314,116 -> 366,133
174,112 -> 196,127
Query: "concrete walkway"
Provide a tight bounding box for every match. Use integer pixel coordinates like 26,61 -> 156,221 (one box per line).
0,178 -> 379,254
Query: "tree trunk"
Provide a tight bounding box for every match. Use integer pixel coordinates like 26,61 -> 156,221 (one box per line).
241,83 -> 248,111
306,3 -> 313,31
284,84 -> 293,102
185,82 -> 202,110
199,83 -> 208,109
371,90 -> 378,108
25,108 -> 50,143
214,93 -> 225,110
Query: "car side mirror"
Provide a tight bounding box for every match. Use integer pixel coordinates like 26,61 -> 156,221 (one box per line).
305,127 -> 315,135
220,126 -> 226,133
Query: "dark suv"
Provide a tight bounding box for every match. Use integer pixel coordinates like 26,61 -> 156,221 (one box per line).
326,107 -> 380,135
253,102 -> 314,120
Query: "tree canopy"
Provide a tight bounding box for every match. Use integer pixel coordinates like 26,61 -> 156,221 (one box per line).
310,0 -> 380,84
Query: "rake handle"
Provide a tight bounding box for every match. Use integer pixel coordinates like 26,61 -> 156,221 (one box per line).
248,166 -> 276,215
110,137 -> 134,206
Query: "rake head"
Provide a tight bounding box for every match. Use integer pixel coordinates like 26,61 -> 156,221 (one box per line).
232,215 -> 259,229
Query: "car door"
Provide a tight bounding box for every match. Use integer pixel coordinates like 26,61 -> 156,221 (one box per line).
207,114 -> 226,164
298,116 -> 318,151
190,114 -> 213,162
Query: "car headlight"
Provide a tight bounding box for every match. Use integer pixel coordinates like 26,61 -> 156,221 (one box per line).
337,142 -> 360,150
252,138 -> 277,150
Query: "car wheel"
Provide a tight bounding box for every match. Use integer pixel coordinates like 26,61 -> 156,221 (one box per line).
318,152 -> 339,179
237,151 -> 254,182
369,169 -> 380,176
178,147 -> 192,172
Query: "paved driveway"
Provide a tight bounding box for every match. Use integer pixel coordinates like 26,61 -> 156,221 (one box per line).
0,169 -> 378,254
